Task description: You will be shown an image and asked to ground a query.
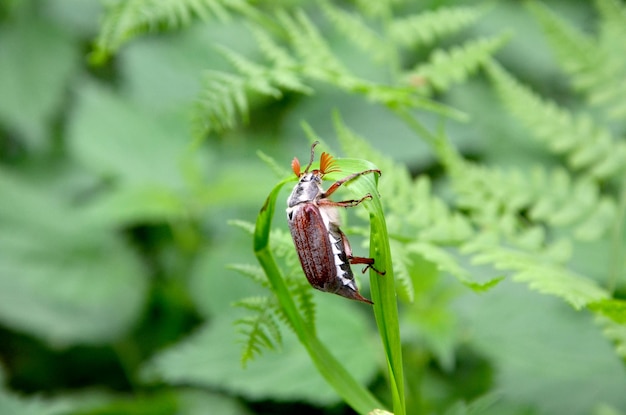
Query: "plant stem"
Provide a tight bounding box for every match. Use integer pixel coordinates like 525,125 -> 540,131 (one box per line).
254,179 -> 385,414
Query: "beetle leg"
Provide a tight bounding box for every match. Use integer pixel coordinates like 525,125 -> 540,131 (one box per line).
338,228 -> 386,276
322,169 -> 381,198
317,193 -> 372,208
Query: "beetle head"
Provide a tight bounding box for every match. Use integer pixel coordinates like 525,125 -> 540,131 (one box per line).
291,141 -> 340,178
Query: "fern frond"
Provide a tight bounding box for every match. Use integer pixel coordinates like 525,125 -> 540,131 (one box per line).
194,6 -> 473,136
353,0 -> 397,18
234,296 -> 282,365
462,236 -> 609,309
276,9 -> 352,84
247,25 -> 313,94
593,0 -> 626,119
406,242 -> 469,282
257,150 -> 292,178
436,134 -> 619,307
334,118 -> 473,245
444,146 -> 618,243
193,43 -> 311,136
289,277 -> 316,329
248,24 -> 295,67
573,198 -> 618,241
228,219 -> 255,234
485,60 -> 626,179
407,34 -> 509,95
590,298 -> 626,324
596,316 -> 626,359
525,1 -> 598,78
193,70 -> 247,135
319,0 -> 389,63
529,168 -> 618,241
215,46 -> 283,97
216,41 -> 312,96
527,0 -> 626,119
403,177 -> 474,245
275,7 -> 440,114
333,118 -> 497,293
591,299 -> 626,359
189,16 -> 324,137
405,240 -> 503,292
276,10 -> 442,110
389,240 -> 415,303
92,0 -> 247,62
228,263 -> 269,287
596,0 -> 626,51
389,6 -> 485,48
230,221 -> 316,331
269,228 -> 299,264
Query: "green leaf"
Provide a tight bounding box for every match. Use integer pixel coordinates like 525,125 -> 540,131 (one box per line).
142,297 -> 379,406
0,392 -> 73,415
67,79 -> 210,226
176,390 -> 253,415
443,392 -> 501,415
0,13 -> 79,150
334,119 -> 406,415
0,172 -> 147,345
68,79 -> 198,187
459,281 -> 626,413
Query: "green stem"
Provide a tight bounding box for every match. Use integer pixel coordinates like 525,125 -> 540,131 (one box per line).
254,179 -> 385,415
366,183 -> 406,415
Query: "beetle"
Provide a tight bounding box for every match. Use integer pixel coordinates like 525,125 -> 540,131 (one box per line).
286,141 -> 384,304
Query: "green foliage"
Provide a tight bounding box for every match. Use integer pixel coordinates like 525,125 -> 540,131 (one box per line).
0,8 -> 79,150
485,60 -> 626,179
92,0 -> 249,63
2,1 -> 626,415
0,371 -> 79,415
192,2 -> 493,136
229,221 -> 318,366
0,172 -> 148,345
598,316 -> 626,360
229,214 -> 319,363
319,0 -> 389,62
389,5 -> 485,48
194,40 -> 313,135
233,296 -> 283,365
225,1 -> 625,411
527,0 -> 626,119
142,300 -> 379,406
408,34 -> 510,94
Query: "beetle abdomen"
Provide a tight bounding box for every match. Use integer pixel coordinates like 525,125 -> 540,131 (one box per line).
288,203 -> 337,289
288,203 -> 371,303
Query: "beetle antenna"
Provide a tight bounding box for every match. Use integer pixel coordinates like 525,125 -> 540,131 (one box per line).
304,141 -> 319,173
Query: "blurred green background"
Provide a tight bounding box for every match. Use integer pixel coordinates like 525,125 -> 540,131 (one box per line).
1,0 -> 625,414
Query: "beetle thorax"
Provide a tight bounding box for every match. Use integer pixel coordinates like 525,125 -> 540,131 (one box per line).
287,172 -> 324,208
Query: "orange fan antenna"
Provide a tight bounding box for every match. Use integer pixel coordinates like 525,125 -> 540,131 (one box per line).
291,157 -> 301,177
319,152 -> 340,175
